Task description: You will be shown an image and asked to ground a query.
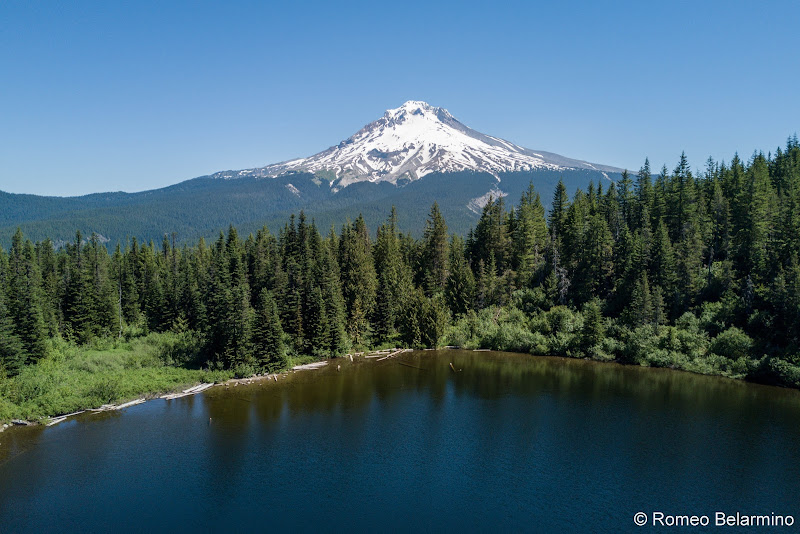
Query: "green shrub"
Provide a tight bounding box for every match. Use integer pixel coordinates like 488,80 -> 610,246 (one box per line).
231,363 -> 256,379
549,331 -> 577,356
486,322 -> 536,353
511,288 -> 550,314
527,332 -> 550,355
711,327 -> 753,361
89,376 -> 121,403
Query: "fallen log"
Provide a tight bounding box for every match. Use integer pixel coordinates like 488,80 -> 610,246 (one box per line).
292,361 -> 328,371
115,398 -> 146,410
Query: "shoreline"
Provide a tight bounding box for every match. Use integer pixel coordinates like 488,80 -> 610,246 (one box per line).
1,348 -> 412,431
1,345 -> 795,433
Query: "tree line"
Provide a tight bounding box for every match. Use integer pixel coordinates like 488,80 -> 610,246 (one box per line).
1,138 -> 799,384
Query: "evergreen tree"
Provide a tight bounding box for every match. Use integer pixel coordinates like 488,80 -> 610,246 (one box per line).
252,288 -> 285,371
339,216 -> 376,345
445,234 -> 475,317
373,207 -> 411,340
6,229 -> 47,360
624,272 -> 653,328
0,256 -> 24,374
581,299 -> 605,354
511,182 -> 548,286
421,202 -> 450,295
732,153 -> 777,281
650,220 -> 677,302
635,158 -> 654,227
549,178 -> 570,243
468,196 -> 509,275
618,170 -> 634,229
319,228 -> 347,355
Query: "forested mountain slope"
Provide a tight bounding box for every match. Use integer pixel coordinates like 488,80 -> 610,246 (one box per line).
0,169 -> 617,247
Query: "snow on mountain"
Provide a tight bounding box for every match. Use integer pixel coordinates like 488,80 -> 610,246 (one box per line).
467,186 -> 508,215
214,101 -> 621,190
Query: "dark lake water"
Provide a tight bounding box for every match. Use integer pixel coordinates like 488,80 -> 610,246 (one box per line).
1,350 -> 799,533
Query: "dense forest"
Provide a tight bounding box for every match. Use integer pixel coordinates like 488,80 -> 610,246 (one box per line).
2,138 -> 800,390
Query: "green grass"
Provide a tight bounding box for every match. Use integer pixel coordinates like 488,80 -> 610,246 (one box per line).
284,354 -> 318,369
0,330 -> 396,424
0,333 -> 233,423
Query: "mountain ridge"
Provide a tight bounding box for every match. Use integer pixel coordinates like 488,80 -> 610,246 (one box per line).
0,101 -> 626,246
210,100 -> 624,190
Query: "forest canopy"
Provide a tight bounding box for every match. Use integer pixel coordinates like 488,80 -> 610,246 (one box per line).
1,138 -> 799,389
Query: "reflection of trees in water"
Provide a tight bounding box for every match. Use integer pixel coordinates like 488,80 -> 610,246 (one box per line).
209,350 -> 800,428
2,351 -> 800,530
201,387 -> 253,513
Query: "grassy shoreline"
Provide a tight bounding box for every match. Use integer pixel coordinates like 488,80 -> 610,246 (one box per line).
0,333 -> 235,423
0,331 -> 363,425
3,314 -> 799,426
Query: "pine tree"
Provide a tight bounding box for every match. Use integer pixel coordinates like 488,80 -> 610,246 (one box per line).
85,233 -> 117,337
35,238 -> 60,336
624,272 -> 653,328
575,212 -> 614,302
650,220 -> 676,295
6,229 -> 48,361
0,252 -> 24,374
445,234 -> 475,317
581,299 -> 605,354
635,158 -> 654,227
421,202 -> 450,294
732,153 -> 777,281
252,288 -> 285,371
549,178 -> 570,244
338,216 -> 377,344
709,178 -> 731,264
374,270 -> 395,343
227,279 -> 254,368
618,170 -> 634,228
610,223 -> 636,315
419,292 -> 449,348
373,207 -> 410,340
511,182 -> 548,286
319,229 -> 347,355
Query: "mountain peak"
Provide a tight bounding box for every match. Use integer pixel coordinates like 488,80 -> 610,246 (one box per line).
237,101 -> 621,189
384,100 -> 448,119
389,100 -> 437,113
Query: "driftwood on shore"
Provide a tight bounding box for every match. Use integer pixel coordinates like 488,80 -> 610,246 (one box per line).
162,383 -> 214,400
377,348 -> 411,361
45,410 -> 87,427
116,398 -> 146,410
8,347 -> 438,429
292,361 -> 329,371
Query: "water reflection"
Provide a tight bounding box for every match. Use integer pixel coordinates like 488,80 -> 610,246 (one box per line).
1,350 -> 799,533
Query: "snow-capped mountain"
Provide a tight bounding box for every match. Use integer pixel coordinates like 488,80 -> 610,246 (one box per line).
214,101 -> 621,190
0,101 -> 628,246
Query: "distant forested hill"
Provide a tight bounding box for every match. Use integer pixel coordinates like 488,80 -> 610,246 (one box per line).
0,168 -> 618,247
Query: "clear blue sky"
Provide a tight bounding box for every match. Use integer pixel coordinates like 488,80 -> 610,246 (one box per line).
1,1 -> 797,196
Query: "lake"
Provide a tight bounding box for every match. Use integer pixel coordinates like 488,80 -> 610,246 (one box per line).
1,350 -> 799,532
